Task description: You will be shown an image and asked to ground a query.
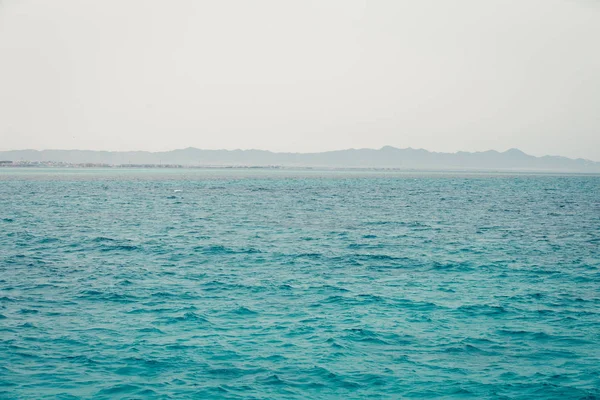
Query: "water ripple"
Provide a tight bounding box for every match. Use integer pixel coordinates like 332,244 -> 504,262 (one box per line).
1,169 -> 599,399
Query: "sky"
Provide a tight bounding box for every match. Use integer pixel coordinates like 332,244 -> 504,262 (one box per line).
0,0 -> 599,160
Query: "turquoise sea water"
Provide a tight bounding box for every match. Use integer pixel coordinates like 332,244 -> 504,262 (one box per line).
1,168 -> 599,399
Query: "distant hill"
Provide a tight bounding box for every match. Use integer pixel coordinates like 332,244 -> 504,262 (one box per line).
1,147 -> 599,172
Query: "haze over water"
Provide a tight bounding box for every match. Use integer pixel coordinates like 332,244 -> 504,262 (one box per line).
1,168 -> 599,399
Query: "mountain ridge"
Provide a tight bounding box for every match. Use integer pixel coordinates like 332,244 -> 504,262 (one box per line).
1,146 -> 599,172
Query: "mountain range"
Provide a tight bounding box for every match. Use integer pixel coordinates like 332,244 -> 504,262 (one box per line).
1,147 -> 599,172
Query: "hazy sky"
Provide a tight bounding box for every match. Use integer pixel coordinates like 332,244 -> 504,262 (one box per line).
1,0 -> 599,160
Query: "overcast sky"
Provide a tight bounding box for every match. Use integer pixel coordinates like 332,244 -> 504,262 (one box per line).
0,0 -> 599,160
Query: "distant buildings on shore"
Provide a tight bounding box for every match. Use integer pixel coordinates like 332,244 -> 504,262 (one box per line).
0,160 -> 283,169
0,160 -> 180,168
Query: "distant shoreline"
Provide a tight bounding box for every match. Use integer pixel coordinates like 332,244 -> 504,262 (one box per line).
2,162 -> 600,176
2,146 -> 599,173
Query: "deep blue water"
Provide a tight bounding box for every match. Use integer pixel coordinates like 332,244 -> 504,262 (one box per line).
1,168 -> 599,399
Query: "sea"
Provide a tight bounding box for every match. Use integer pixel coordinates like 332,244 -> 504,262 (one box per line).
0,168 -> 599,399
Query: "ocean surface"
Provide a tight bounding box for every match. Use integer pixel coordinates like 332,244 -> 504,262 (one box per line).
1,168 -> 599,399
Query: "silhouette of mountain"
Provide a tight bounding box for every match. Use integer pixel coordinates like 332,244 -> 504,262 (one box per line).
1,147 -> 599,172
